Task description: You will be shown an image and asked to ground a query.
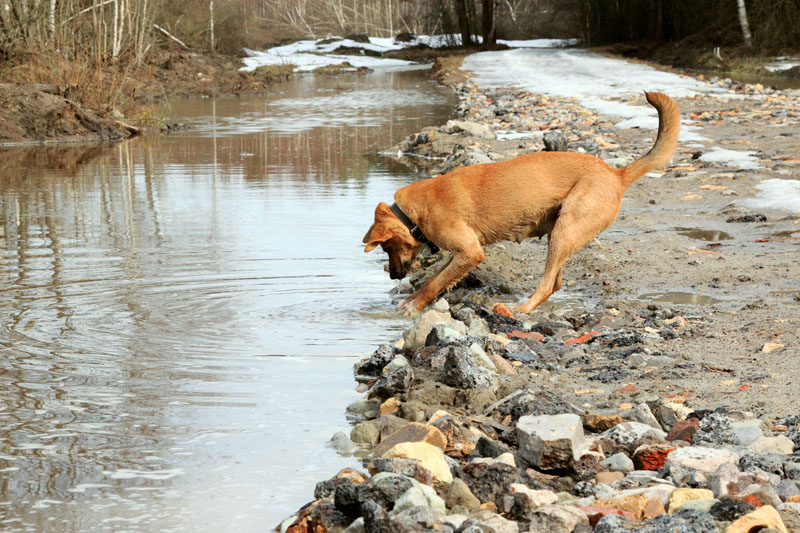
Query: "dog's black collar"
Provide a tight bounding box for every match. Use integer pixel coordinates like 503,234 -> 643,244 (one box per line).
390,203 -> 440,254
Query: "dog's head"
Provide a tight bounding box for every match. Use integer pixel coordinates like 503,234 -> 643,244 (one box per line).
363,202 -> 422,280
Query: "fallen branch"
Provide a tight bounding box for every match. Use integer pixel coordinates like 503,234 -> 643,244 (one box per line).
154,24 -> 189,49
115,120 -> 141,136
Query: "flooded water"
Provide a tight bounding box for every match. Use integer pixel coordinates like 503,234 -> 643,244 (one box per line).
0,67 -> 455,531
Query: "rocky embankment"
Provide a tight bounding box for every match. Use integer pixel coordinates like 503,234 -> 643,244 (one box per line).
277,64 -> 800,532
280,299 -> 800,532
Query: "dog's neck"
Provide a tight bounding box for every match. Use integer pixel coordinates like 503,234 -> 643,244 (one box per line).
389,203 -> 439,254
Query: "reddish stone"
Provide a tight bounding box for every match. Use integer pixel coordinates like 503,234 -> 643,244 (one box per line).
633,443 -> 677,471
744,494 -> 762,507
565,331 -> 600,345
578,506 -> 637,527
667,419 -> 700,443
492,303 -> 514,318
508,330 -> 544,342
613,384 -> 637,395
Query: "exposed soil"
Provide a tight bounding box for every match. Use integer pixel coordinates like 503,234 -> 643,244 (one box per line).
0,83 -> 131,145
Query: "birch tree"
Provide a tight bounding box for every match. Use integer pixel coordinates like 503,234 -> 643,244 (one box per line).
736,0 -> 752,47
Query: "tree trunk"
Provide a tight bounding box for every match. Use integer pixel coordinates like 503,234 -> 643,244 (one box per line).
209,0 -> 215,51
481,0 -> 495,46
454,0 -> 471,46
736,0 -> 752,47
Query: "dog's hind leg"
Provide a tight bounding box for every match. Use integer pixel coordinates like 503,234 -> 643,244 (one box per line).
516,201 -> 616,314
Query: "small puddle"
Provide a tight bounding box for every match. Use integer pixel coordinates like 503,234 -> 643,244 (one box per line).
637,291 -> 724,305
674,227 -> 733,242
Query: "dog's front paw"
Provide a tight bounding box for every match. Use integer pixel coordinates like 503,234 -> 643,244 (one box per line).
397,298 -> 422,317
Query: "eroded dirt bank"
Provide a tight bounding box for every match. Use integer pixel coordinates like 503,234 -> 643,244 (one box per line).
277,55 -> 800,533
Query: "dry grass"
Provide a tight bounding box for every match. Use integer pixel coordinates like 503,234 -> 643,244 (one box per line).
4,52 -> 150,116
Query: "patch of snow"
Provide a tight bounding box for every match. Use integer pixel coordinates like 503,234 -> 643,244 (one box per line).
764,57 -> 800,73
241,35 -> 581,73
495,130 -> 545,140
698,147 -> 762,169
462,48 -> 720,139
739,179 -> 800,213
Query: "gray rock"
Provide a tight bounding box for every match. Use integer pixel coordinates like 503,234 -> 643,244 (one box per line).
785,461 -> 800,480
388,505 -> 446,531
330,431 -> 359,453
601,421 -> 667,454
778,502 -> 800,513
426,323 -> 468,347
459,457 -> 518,507
628,403 -> 661,429
654,403 -> 679,431
403,310 -> 451,354
464,150 -> 493,166
445,478 -> 481,510
601,452 -> 635,473
351,420 -> 381,444
442,346 -> 496,389
543,130 -> 568,151
372,457 -> 420,478
516,413 -> 585,470
739,452 -> 785,475
528,504 -> 589,533
710,461 -> 741,499
595,509 -> 717,532
709,497 -> 757,521
346,397 -> 381,422
778,478 -> 800,501
355,344 -> 396,377
740,482 -> 782,507
368,365 -> 414,401
446,120 -> 496,139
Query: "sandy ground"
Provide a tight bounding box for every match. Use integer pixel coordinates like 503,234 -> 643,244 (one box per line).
386,57 -> 800,423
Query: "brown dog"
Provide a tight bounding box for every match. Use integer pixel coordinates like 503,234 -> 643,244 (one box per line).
363,92 -> 680,315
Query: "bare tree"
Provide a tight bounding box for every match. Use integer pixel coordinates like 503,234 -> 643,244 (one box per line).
736,0 -> 752,47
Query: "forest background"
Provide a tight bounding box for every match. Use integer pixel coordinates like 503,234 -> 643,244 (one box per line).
0,0 -> 798,118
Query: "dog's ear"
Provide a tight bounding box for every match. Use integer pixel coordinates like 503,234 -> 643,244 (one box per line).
363,225 -> 392,252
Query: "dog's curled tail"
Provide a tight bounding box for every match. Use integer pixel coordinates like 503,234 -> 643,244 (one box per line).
619,91 -> 680,188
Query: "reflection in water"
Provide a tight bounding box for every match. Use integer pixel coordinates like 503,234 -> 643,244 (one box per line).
637,291 -> 724,305
673,227 -> 733,242
0,67 -> 454,531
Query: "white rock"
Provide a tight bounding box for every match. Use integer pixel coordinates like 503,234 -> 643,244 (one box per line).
431,298 -> 450,312
402,310 -> 451,354
749,435 -> 794,455
510,484 -> 558,508
602,421 -> 667,450
517,413 -> 585,470
469,342 -> 497,372
665,446 -> 739,486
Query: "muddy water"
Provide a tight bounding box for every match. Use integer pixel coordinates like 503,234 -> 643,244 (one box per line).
0,67 -> 454,531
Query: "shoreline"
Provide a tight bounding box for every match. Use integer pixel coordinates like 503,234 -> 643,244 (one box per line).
277,52 -> 800,532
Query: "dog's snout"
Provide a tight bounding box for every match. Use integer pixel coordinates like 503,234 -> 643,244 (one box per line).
389,268 -> 406,280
